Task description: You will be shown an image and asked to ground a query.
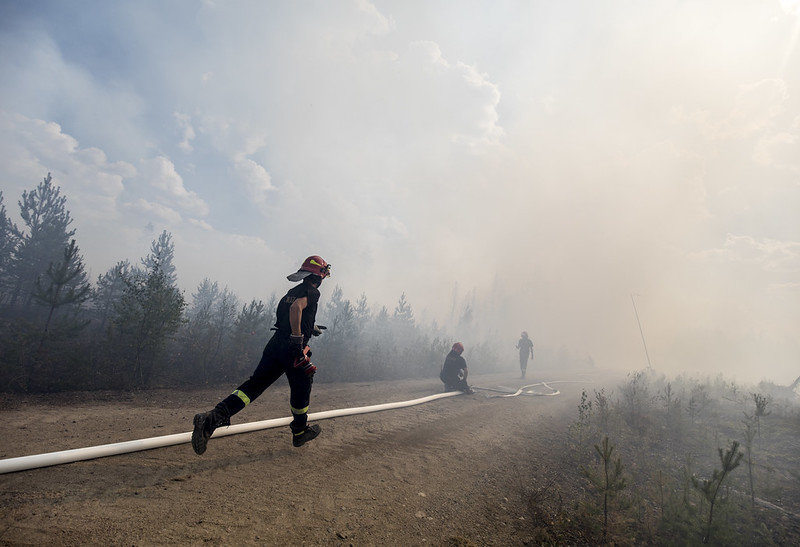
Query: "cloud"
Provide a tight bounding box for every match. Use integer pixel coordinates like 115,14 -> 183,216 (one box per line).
355,0 -> 394,35
769,281 -> 800,291
126,198 -> 182,224
0,28 -> 147,158
670,79 -> 790,142
188,218 -> 213,231
174,112 -> 196,152
400,41 -> 504,146
375,215 -> 409,238
137,156 -> 209,217
0,112 -> 219,278
754,131 -> 799,172
697,234 -> 800,274
0,111 -> 132,223
778,0 -> 800,16
727,79 -> 789,137
454,61 -> 504,145
234,157 -> 274,204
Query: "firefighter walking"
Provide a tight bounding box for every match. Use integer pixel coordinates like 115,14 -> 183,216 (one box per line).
191,255 -> 331,454
516,331 -> 534,379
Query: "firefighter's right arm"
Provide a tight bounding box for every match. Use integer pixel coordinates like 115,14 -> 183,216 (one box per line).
289,297 -> 308,336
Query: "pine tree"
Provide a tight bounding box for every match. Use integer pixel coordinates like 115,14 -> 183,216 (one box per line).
233,299 -> 268,339
372,305 -> 395,377
229,298 -> 270,375
264,291 -> 278,329
325,285 -> 354,340
742,414 -> 757,509
751,393 -> 771,440
458,304 -> 473,329
0,191 -> 21,305
32,239 -> 91,342
92,261 -> 131,330
393,292 -> 414,326
9,173 -> 76,309
692,441 -> 744,543
188,279 -> 219,327
325,285 -> 345,318
113,234 -> 185,387
141,230 -> 177,285
182,279 -> 238,382
182,278 -> 218,379
582,436 -> 627,541
354,293 -> 371,324
207,285 -> 238,378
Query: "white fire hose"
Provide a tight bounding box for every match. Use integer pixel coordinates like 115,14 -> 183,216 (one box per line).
474,380 -> 587,397
0,391 -> 463,475
0,380 -> 574,475
475,381 -> 560,397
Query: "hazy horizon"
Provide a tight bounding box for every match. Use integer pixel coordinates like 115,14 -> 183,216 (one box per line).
1,1 -> 798,384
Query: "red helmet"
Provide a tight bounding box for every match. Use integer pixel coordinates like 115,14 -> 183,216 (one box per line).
452,342 -> 464,354
287,255 -> 331,281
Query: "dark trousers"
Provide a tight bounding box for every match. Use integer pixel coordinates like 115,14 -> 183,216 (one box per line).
519,354 -> 529,376
441,370 -> 469,392
219,334 -> 313,433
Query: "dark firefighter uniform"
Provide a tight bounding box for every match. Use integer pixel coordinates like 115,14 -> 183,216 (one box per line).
219,281 -> 320,433
440,348 -> 470,393
192,255 -> 330,455
517,333 -> 533,379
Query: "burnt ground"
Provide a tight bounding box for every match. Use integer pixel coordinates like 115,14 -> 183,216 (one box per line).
0,372 -> 589,545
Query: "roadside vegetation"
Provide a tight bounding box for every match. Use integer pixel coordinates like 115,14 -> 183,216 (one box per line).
529,370 -> 800,545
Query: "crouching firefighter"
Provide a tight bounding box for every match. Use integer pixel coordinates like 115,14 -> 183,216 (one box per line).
191,255 -> 331,455
440,342 -> 474,394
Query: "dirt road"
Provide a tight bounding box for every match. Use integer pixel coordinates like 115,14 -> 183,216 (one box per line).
0,373 -> 587,545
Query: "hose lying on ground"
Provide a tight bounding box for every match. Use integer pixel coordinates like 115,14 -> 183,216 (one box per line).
473,380 -> 585,398
0,391 -> 462,475
1,379 -> 577,475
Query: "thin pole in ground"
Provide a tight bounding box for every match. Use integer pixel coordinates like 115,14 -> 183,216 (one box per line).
630,293 -> 653,370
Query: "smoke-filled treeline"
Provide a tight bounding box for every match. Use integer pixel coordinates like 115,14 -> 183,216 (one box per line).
0,174 -> 523,392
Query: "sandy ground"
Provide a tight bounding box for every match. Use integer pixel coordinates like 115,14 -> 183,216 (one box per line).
0,372 -> 591,545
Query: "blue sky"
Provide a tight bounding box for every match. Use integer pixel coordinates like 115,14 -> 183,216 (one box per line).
1,0 -> 799,382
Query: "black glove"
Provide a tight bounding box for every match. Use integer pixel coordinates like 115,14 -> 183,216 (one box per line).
289,334 -> 305,358
312,324 -> 327,337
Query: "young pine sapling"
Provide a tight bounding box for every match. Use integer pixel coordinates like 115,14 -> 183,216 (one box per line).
582,436 -> 627,541
751,393 -> 771,441
742,414 -> 757,509
692,440 -> 744,544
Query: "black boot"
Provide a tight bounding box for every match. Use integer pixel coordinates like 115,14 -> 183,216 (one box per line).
191,405 -> 231,455
292,424 -> 321,447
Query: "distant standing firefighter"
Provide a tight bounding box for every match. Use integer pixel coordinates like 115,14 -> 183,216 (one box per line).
440,342 -> 474,394
516,331 -> 534,379
191,255 -> 331,454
